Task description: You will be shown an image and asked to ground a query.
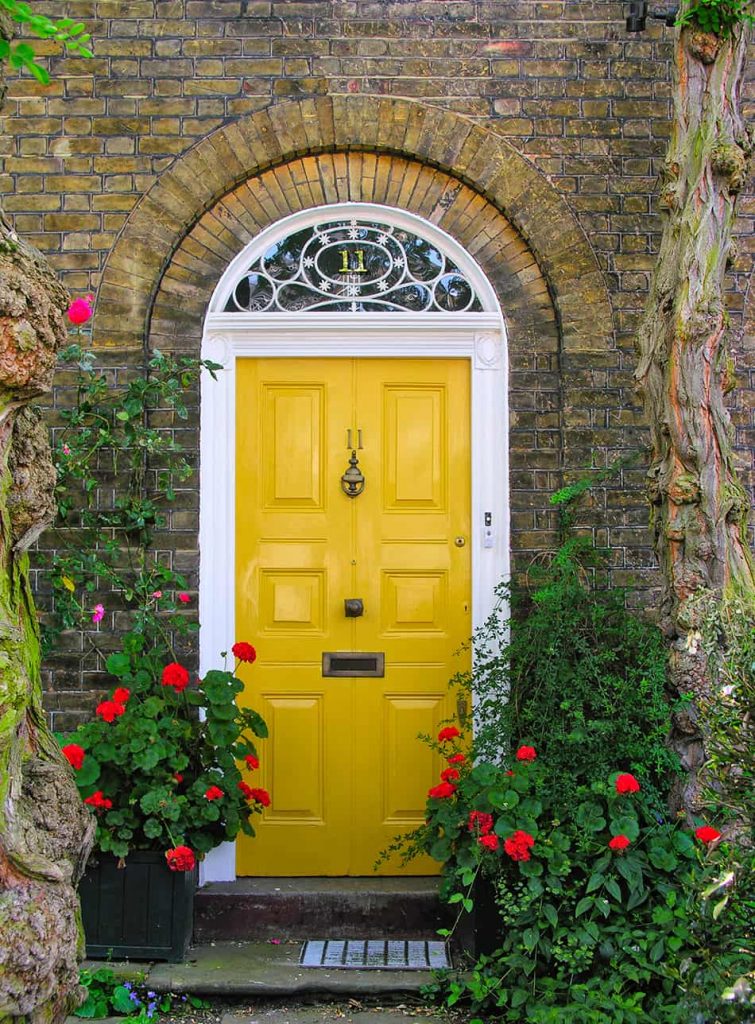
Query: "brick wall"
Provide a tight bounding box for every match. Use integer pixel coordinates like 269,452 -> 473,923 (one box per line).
2,1 -> 752,726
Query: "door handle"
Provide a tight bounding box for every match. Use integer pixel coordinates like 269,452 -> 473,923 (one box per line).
344,598 -> 364,617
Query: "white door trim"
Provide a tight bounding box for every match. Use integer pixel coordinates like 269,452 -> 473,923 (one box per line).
198,206 -> 509,883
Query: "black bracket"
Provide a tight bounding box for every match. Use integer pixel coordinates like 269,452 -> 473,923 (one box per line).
626,1 -> 679,31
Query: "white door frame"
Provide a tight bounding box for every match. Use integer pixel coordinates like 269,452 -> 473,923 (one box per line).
198,204 -> 509,882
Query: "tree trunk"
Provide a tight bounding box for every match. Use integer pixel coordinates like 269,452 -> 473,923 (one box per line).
0,11 -> 95,1021
635,20 -> 754,815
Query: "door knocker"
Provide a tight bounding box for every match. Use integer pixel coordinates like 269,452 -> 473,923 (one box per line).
341,450 -> 365,498
341,428 -> 365,498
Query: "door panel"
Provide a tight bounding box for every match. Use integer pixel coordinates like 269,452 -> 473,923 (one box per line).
236,357 -> 470,875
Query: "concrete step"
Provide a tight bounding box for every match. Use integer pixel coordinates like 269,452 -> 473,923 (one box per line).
194,878 -> 450,942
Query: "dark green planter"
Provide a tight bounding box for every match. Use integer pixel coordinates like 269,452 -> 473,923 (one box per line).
79,850 -> 196,962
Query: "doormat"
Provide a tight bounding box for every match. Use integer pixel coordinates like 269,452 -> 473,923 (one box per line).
299,939 -> 450,970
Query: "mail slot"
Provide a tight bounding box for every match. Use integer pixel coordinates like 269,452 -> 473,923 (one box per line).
322,652 -> 385,677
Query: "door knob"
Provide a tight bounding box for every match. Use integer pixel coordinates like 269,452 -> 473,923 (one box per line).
344,598 -> 364,618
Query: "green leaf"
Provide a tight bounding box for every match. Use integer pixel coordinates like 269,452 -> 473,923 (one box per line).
575,897 -> 593,917
586,872 -> 604,894
605,877 -> 622,902
111,985 -> 137,1013
522,926 -> 539,951
542,903 -> 558,928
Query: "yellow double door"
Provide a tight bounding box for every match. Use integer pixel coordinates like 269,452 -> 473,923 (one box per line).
235,358 -> 470,875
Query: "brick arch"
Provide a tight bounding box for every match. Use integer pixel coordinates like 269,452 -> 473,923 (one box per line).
147,154 -> 556,360
94,96 -> 612,356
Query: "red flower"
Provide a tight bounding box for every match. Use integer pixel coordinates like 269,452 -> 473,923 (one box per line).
447,753 -> 466,765
177,592 -> 191,604
84,790 -> 112,811
609,834 -> 631,852
440,767 -> 460,783
173,772 -> 184,783
478,834 -> 500,851
112,687 -> 130,704
62,744 -> 85,770
615,773 -> 640,795
468,811 -> 494,836
238,781 -> 253,800
516,745 -> 537,763
96,700 -> 126,723
504,830 -> 535,862
695,825 -> 722,845
165,846 -> 196,872
161,662 -> 190,692
244,754 -> 260,770
232,642 -> 257,664
506,770 -> 515,776
249,787 -> 271,807
437,726 -> 461,742
428,781 -> 456,799
204,785 -> 224,801
67,296 -> 93,326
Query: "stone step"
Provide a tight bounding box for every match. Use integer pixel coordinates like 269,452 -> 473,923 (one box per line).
194,877 -> 450,942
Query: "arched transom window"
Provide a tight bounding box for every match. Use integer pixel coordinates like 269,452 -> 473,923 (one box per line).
223,216 -> 484,314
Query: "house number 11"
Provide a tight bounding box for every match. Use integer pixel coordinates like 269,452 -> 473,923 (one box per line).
338,249 -> 367,274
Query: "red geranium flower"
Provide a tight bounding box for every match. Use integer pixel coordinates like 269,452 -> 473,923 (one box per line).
84,790 -> 112,810
609,834 -> 631,852
437,726 -> 461,742
468,811 -> 494,835
165,846 -> 196,872
516,745 -> 537,762
478,834 -> 500,851
112,687 -> 130,704
161,662 -> 190,692
67,296 -> 93,326
249,787 -> 271,807
428,781 -> 456,799
232,642 -> 257,664
244,754 -> 260,770
695,825 -> 722,845
62,744 -> 85,770
440,767 -> 460,783
238,781 -> 254,800
447,753 -> 466,765
504,830 -> 535,862
173,772 -> 184,783
204,785 -> 224,801
96,700 -> 126,723
615,773 -> 640,795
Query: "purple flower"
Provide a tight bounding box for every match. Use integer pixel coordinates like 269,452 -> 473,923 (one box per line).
91,603 -> 105,624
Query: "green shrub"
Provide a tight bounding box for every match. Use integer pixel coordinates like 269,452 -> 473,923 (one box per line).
416,739 -> 752,1023
453,538 -> 679,809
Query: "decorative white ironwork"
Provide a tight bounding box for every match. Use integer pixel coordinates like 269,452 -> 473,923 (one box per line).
223,218 -> 484,314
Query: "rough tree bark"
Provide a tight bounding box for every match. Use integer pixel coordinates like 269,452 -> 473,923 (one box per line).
0,10 -> 95,1022
635,18 -> 754,815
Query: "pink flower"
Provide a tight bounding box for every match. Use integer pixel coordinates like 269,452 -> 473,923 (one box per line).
152,590 -> 163,599
91,603 -> 105,624
62,444 -> 71,455
67,297 -> 93,326
177,592 -> 190,604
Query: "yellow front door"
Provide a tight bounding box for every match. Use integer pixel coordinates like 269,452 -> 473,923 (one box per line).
235,357 -> 471,875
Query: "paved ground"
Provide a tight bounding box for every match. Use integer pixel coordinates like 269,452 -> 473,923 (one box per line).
74,943 -> 465,1022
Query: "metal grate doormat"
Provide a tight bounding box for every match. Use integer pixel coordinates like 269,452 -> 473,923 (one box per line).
299,939 -> 450,971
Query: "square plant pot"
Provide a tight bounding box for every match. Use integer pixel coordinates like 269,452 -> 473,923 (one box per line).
79,850 -> 196,962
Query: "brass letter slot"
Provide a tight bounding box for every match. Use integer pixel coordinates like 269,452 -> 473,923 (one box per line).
322,652 -> 385,677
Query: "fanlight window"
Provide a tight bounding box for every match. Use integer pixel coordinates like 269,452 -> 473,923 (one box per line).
223,218 -> 483,314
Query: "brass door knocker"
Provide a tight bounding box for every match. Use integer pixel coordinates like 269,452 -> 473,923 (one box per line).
341,450 -> 365,497
341,429 -> 365,498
